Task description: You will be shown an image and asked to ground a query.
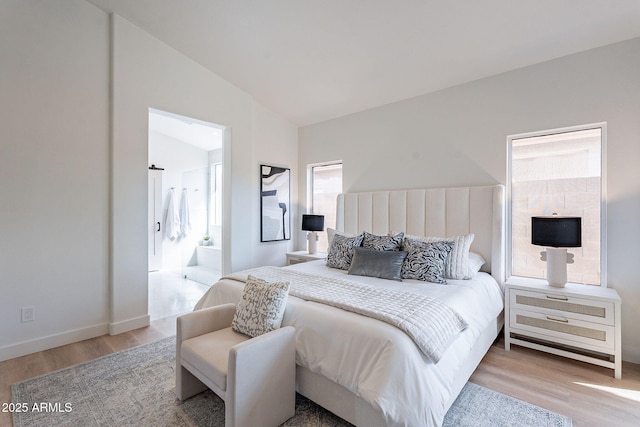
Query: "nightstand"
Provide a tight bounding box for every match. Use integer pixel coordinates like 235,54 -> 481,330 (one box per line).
286,251 -> 327,265
504,277 -> 622,379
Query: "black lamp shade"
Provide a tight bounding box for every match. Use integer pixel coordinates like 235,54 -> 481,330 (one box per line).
302,214 -> 324,232
531,216 -> 582,248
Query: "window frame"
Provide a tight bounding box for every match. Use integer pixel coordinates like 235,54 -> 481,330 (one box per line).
506,122 -> 608,287
306,161 -> 343,252
210,162 -> 222,226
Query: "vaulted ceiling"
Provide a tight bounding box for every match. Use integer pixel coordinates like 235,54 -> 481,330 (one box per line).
87,0 -> 640,126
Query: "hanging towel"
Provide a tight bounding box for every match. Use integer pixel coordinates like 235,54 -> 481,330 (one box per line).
165,188 -> 181,240
180,188 -> 192,237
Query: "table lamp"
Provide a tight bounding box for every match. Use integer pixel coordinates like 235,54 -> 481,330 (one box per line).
302,214 -> 324,254
531,214 -> 582,287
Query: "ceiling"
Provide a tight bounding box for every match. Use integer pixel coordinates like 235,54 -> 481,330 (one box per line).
87,0 -> 640,126
149,109 -> 223,152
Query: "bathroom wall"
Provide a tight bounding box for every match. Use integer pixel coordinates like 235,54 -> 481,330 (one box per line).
149,129 -> 209,272
180,167 -> 210,270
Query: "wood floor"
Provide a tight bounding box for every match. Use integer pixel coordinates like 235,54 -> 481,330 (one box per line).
470,336 -> 640,426
0,317 -> 176,427
2,322 -> 639,426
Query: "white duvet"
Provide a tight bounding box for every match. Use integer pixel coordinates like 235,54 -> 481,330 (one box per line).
194,260 -> 504,426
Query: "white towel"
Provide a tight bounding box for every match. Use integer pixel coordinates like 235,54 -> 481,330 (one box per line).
165,188 -> 180,240
180,188 -> 191,237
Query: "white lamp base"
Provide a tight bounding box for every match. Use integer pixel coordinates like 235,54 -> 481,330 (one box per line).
543,247 -> 574,287
307,232 -> 318,254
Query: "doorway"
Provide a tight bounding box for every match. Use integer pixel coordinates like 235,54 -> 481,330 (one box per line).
147,109 -> 226,319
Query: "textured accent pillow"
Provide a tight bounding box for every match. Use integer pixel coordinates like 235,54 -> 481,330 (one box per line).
231,275 -> 290,337
401,238 -> 454,283
326,233 -> 364,270
327,228 -> 356,246
362,231 -> 404,251
406,234 -> 475,280
348,247 -> 408,281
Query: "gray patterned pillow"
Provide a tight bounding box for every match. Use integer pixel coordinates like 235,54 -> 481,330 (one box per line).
406,234 -> 475,279
362,232 -> 404,251
401,238 -> 454,283
231,275 -> 290,337
326,233 -> 364,270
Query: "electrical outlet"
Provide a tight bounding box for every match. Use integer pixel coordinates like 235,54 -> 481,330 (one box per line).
21,306 -> 35,323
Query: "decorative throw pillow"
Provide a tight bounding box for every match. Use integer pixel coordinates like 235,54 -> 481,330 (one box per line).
348,247 -> 408,281
231,275 -> 290,337
401,238 -> 454,283
326,233 -> 364,270
406,234 -> 475,280
362,231 -> 404,251
327,228 -> 355,246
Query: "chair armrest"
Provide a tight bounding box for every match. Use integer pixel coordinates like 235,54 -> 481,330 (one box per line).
230,325 -> 295,361
176,303 -> 236,344
227,326 -> 296,426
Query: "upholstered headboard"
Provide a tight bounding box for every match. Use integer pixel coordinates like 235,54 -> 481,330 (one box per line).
336,185 -> 505,284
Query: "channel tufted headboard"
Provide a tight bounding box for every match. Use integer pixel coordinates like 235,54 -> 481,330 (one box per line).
335,185 -> 506,284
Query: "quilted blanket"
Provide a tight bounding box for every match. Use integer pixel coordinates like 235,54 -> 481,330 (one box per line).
223,266 -> 468,362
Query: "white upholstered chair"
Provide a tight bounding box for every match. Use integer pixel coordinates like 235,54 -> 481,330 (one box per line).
176,303 -> 296,427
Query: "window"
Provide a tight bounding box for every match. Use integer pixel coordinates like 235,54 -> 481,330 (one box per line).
308,162 -> 343,253
508,124 -> 606,286
209,162 -> 222,226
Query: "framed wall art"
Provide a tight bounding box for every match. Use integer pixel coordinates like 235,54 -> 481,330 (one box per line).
260,164 -> 290,242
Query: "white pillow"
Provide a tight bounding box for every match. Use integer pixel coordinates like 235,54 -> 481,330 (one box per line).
232,275 -> 290,337
405,234 -> 475,280
467,251 -> 486,278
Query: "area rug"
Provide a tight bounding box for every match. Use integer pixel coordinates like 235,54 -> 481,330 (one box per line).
12,336 -> 571,426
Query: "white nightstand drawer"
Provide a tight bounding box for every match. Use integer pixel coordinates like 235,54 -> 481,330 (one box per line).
510,308 -> 615,352
505,278 -> 622,378
287,257 -> 309,265
510,289 -> 614,326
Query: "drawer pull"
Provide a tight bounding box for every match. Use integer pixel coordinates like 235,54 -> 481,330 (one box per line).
546,316 -> 569,323
546,295 -> 569,301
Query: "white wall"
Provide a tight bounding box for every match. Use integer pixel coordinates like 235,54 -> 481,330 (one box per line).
299,38 -> 640,363
252,102 -> 300,267
0,0 -> 298,360
110,13 -> 298,333
0,0 -> 110,358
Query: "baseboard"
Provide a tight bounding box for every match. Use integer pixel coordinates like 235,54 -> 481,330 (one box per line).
0,323 -> 109,362
108,314 -> 150,335
622,344 -> 640,365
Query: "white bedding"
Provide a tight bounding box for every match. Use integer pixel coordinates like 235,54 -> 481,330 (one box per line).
223,266 -> 469,363
194,260 -> 504,426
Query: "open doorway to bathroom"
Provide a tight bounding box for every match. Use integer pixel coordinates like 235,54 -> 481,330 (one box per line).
147,108 -> 226,320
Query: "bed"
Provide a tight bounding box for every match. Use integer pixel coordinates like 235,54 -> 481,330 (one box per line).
194,185 -> 506,426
